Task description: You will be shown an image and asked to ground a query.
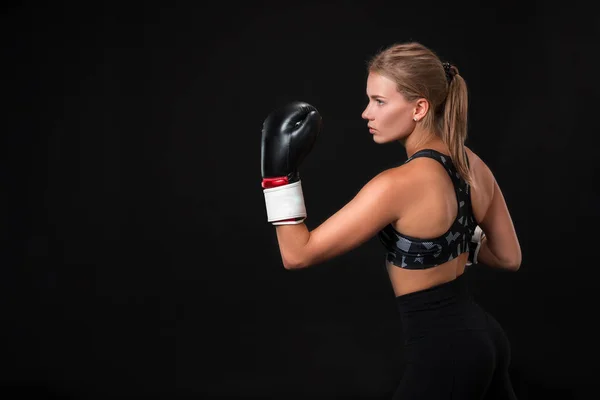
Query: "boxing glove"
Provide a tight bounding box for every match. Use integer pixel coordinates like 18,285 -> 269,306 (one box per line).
466,225 -> 485,266
261,101 -> 322,225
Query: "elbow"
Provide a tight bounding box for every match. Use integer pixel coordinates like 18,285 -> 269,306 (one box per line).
282,254 -> 306,270
504,258 -> 521,271
282,253 -> 316,270
283,260 -> 299,270
503,250 -> 522,272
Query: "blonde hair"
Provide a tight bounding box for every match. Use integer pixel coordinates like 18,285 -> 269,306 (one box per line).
367,42 -> 472,186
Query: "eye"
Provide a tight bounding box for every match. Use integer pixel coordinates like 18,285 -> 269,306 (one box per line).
375,99 -> 385,105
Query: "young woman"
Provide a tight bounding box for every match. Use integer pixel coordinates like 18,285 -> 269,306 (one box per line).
260,42 -> 521,399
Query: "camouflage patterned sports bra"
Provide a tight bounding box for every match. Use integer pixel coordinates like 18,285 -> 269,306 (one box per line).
378,149 -> 477,269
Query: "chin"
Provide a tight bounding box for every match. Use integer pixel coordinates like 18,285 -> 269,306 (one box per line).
372,135 -> 394,144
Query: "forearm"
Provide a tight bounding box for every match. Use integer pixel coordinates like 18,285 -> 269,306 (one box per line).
476,237 -> 519,271
275,223 -> 310,269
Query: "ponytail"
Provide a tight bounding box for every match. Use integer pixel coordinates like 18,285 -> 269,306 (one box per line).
440,65 -> 472,187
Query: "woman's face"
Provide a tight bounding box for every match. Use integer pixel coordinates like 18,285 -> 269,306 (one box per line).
362,72 -> 416,144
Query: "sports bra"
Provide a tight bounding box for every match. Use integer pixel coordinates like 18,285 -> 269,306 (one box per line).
377,149 -> 477,269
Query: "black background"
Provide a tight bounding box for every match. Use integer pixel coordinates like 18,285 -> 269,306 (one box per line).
3,2 -> 599,399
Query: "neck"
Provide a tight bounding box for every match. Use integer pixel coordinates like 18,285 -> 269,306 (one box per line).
402,127 -> 446,158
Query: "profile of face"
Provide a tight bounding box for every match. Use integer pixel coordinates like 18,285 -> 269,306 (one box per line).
362,72 -> 424,144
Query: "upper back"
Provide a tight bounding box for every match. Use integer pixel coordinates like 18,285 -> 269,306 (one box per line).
378,147 -> 495,270
399,146 -> 495,234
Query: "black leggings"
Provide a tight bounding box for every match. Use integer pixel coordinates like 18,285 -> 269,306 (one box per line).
393,273 -> 517,399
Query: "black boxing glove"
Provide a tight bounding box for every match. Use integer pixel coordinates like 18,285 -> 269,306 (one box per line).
260,101 -> 322,225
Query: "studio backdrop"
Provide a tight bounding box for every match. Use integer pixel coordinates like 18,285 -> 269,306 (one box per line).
3,2 -> 598,399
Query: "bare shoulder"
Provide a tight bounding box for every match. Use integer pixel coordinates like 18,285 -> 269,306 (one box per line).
382,158 -> 450,212
465,146 -> 495,221
379,157 -> 441,186
465,147 -> 494,184
367,164 -> 413,194
359,164 -> 416,216
400,153 -> 454,183
465,146 -> 485,171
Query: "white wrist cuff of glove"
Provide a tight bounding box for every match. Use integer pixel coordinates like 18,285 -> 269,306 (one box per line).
468,225 -> 484,266
263,180 -> 306,225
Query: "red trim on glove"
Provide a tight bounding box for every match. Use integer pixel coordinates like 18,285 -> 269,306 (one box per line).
261,176 -> 289,189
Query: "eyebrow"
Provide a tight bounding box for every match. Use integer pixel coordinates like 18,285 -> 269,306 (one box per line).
367,94 -> 386,99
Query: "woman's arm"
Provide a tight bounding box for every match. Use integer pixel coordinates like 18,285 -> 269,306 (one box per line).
275,169 -> 407,269
477,177 -> 522,271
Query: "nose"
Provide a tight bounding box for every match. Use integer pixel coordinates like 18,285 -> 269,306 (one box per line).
361,103 -> 371,120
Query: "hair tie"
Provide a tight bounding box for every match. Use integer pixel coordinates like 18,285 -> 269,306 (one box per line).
442,62 -> 455,83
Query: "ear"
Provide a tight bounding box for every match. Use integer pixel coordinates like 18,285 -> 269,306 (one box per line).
413,98 -> 429,122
